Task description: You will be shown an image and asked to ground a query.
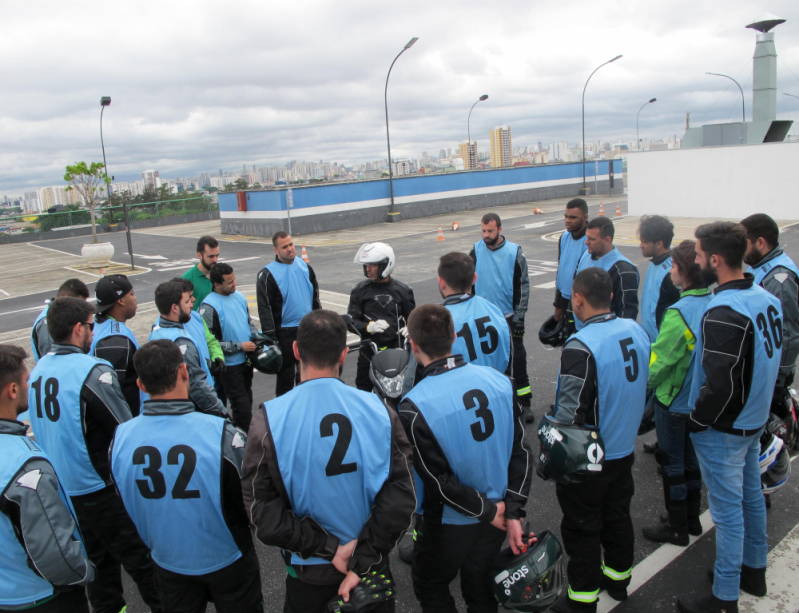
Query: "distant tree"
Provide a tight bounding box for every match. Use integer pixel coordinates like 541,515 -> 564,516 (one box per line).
222,183 -> 236,192
64,161 -> 109,244
157,184 -> 173,201
252,182 -> 263,189
233,178 -> 248,191
206,187 -> 219,193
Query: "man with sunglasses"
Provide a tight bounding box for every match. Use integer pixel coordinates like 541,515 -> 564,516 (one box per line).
28,297 -> 162,613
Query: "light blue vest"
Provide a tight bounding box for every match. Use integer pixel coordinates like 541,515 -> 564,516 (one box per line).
91,317 -> 148,410
474,239 -> 519,316
447,295 -> 511,373
201,291 -> 251,366
266,378 -> 392,565
150,320 -> 214,387
31,306 -> 48,362
751,251 -> 799,286
571,317 -> 650,459
641,257 -> 672,341
556,231 -> 588,299
404,363 -> 514,525
29,353 -> 109,496
667,293 -> 713,414
111,412 -> 241,575
689,286 -> 782,430
0,435 -> 79,607
574,248 -> 637,330
265,258 -> 314,328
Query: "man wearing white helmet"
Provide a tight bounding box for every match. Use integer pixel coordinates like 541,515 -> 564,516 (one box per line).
348,242 -> 416,391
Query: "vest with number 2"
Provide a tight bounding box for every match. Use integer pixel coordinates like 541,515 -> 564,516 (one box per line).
266,378 -> 392,565
111,412 -> 241,575
405,363 -> 514,525
201,291 -> 251,366
447,295 -> 511,373
473,239 -> 519,316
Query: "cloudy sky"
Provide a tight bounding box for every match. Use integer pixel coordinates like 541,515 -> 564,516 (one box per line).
3,0 -> 799,196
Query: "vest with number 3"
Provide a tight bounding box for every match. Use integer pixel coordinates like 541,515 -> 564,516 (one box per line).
405,363 -> 514,525
447,295 -> 511,373
28,353 -> 109,496
266,378 -> 392,565
111,412 -> 241,575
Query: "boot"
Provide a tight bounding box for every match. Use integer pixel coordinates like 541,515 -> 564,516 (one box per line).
643,441 -> 658,454
686,489 -> 703,536
677,592 -> 738,613
550,590 -> 596,613
707,565 -> 767,597
521,404 -> 535,425
599,575 -> 627,601
397,531 -> 415,565
642,500 -> 689,546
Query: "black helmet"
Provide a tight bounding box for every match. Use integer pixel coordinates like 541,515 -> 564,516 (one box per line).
490,530 -> 565,611
535,415 -> 604,484
538,316 -> 568,348
252,339 -> 283,375
638,395 -> 656,436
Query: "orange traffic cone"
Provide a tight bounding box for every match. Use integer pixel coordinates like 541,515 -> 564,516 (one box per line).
437,226 -> 446,241
615,203 -> 622,216
599,202 -> 605,216
533,207 -> 543,214
452,222 -> 460,231
301,244 -> 310,263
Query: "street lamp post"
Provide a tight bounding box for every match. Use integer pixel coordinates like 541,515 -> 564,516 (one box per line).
706,72 -> 746,122
636,98 -> 657,151
384,37 -> 418,223
785,93 -> 799,101
467,95 -> 488,170
100,97 -> 135,271
581,55 -> 622,195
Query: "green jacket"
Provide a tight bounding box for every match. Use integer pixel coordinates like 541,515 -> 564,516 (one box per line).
203,319 -> 224,362
647,287 -> 711,407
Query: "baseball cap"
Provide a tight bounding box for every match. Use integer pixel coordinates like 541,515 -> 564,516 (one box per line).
95,275 -> 134,313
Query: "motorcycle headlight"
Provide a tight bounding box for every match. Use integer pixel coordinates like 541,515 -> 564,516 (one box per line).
375,367 -> 407,398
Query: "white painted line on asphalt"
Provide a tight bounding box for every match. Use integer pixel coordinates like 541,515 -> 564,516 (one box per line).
533,280 -> 557,289
529,272 -> 548,278
64,266 -> 102,278
27,242 -> 83,258
0,289 -> 9,296
737,522 -> 799,611
322,301 -> 349,309
0,305 -> 53,316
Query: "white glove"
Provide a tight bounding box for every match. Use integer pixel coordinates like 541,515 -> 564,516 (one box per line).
367,320 -> 389,334
399,326 -> 410,339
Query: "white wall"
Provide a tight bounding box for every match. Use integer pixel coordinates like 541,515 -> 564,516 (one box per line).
628,141 -> 799,220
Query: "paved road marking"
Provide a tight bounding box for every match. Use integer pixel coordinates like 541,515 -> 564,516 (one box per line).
738,522 -> 799,611
0,289 -> 9,297
159,256 -> 261,271
533,280 -> 557,289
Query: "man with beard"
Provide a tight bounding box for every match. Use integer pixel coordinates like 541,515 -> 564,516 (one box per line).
28,298 -> 162,613
149,281 -> 226,418
91,275 -> 145,416
182,235 -> 220,310
31,278 -> 89,363
0,344 -> 96,612
200,263 -> 260,432
469,213 -> 532,423
553,199 -> 589,326
638,215 -> 680,342
740,214 -> 799,425
678,222 -> 782,613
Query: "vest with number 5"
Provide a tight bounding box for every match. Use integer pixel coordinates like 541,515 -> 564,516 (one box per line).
110,412 -> 241,575
265,378 -> 392,565
404,363 -> 515,525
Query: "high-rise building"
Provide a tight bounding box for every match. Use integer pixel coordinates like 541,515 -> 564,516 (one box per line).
36,186 -> 80,211
392,159 -> 411,176
458,141 -> 478,170
490,125 -> 512,168
142,169 -> 160,190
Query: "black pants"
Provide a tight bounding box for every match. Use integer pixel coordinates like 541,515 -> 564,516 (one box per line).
71,486 -> 161,613
276,329 -> 300,397
283,563 -> 395,613
154,544 -> 263,613
355,340 -> 399,392
556,453 -> 635,603
412,519 -> 506,613
506,316 -> 531,407
24,588 -> 89,613
221,362 -> 254,432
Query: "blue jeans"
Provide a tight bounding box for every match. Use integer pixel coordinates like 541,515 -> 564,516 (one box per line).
654,405 -> 701,501
691,427 -> 767,601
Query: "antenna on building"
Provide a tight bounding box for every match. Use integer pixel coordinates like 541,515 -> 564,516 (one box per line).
685,112 -> 691,130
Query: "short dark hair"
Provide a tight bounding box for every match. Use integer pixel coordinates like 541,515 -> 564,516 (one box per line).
47,297 -> 95,344
171,277 -> 194,294
210,263 -> 233,286
407,304 -> 454,359
272,231 -> 290,246
671,240 -> 703,288
638,215 -> 675,248
154,281 -> 187,316
196,235 -> 218,253
481,212 -> 501,227
572,268 -> 612,310
695,222 -> 747,269
0,345 -> 28,392
740,214 -> 779,250
57,279 -> 89,299
438,252 -> 475,293
134,340 -> 184,396
566,198 -> 588,215
586,216 -> 614,240
296,310 -> 347,369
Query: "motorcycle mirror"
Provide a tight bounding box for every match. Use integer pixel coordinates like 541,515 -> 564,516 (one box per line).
341,314 -> 353,326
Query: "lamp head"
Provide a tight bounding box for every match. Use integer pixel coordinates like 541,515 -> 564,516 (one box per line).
609,55 -> 622,63
649,98 -> 657,103
479,95 -> 489,101
100,96 -> 111,107
405,37 -> 419,49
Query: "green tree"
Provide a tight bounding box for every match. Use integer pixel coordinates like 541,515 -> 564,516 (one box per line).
252,182 -> 263,189
233,177 -> 248,191
222,183 -> 236,192
64,161 -> 109,244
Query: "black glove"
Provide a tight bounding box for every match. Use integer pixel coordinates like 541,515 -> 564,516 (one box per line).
327,571 -> 395,612
209,358 -> 227,377
512,319 -> 525,339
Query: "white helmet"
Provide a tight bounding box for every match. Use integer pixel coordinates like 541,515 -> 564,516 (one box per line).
760,433 -> 784,474
354,242 -> 395,278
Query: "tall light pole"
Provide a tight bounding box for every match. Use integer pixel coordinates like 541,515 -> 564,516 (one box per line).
581,55 -> 622,195
785,93 -> 799,101
384,37 -> 418,223
636,98 -> 657,151
706,72 -> 746,122
100,97 -> 135,271
467,95 -> 488,169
